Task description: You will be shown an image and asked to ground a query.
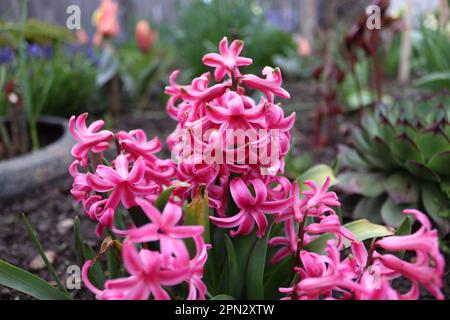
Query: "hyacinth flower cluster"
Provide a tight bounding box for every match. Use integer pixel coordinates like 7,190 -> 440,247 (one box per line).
273,178 -> 445,300
69,37 -> 445,300
166,37 -> 295,237
69,114 -> 208,300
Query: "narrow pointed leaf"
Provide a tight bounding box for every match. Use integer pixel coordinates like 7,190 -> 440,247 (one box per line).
246,224 -> 272,300
22,214 -> 69,295
0,259 -> 71,300
304,219 -> 393,254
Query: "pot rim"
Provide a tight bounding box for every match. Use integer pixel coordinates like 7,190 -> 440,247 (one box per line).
0,115 -> 74,168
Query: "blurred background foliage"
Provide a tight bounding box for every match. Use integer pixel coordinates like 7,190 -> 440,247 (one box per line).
173,0 -> 296,77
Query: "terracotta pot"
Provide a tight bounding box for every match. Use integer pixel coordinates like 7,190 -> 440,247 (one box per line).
0,116 -> 75,200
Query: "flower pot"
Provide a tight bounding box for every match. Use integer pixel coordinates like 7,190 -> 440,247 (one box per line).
0,116 -> 75,200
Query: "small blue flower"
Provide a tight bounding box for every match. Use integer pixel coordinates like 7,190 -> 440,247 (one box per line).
26,43 -> 43,59
0,47 -> 15,65
43,45 -> 53,60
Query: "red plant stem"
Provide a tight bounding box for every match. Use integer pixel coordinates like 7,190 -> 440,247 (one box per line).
295,213 -> 309,260
291,213 -> 309,300
365,240 -> 377,268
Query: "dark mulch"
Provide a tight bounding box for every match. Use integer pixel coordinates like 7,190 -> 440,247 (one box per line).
0,175 -> 95,300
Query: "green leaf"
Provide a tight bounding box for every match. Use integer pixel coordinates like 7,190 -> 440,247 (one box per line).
297,164 -> 338,189
338,144 -> 369,171
384,173 -> 419,204
346,89 -> 375,109
210,294 -> 235,300
405,161 -> 440,182
0,259 -> 71,300
155,182 -> 190,211
128,206 -> 150,227
336,172 -> 386,197
352,128 -> 372,154
73,217 -> 105,289
96,46 -> 119,87
428,151 -> 450,177
373,136 -> 398,167
224,235 -> 240,298
396,216 -> 412,236
105,230 -> 121,279
394,216 -> 413,258
304,219 -> 393,253
263,256 -> 296,300
390,134 -> 423,164
184,187 -> 210,243
82,243 -> 105,290
246,224 -> 272,300
232,232 -> 258,298
73,217 -> 84,266
381,198 -> 411,228
22,214 -> 68,295
352,196 -> 385,224
414,72 -> 450,90
416,129 -> 450,162
422,183 -> 450,232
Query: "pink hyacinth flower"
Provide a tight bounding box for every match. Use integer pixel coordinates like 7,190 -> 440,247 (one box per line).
202,36 -> 253,81
268,217 -> 297,264
297,177 -> 340,220
186,236 -> 210,300
374,209 -> 445,300
297,250 -> 328,279
69,113 -> 113,167
265,102 -> 296,131
117,129 -> 162,161
205,91 -> 266,130
375,209 -> 445,274
280,241 -> 366,299
82,241 -> 187,300
210,177 -> 291,238
87,154 -> 160,211
69,161 -> 91,203
306,215 -> 355,248
375,253 -> 443,300
241,67 -> 290,103
126,198 -> 204,258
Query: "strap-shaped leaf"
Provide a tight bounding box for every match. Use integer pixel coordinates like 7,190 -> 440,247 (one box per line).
304,219 -> 393,254
22,213 -> 69,295
224,235 -> 240,297
0,259 -> 71,300
246,224 -> 272,300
